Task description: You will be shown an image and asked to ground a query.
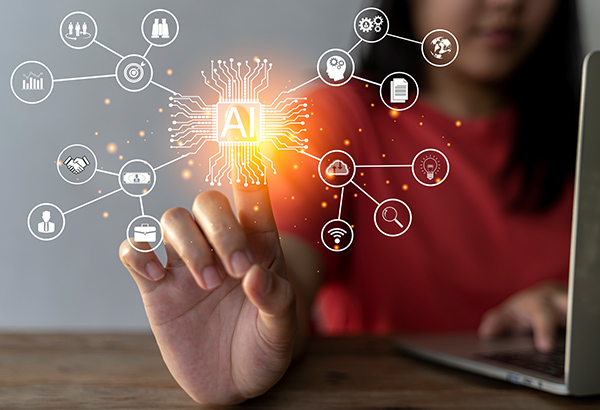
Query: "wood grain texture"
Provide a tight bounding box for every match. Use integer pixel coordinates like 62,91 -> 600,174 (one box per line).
0,334 -> 598,409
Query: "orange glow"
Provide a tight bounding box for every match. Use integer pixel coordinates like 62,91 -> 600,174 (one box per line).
142,189 -> 148,194
455,120 -> 462,127
58,160 -> 63,166
321,201 -> 327,208
253,205 -> 260,212
104,98 -> 110,105
167,69 -> 173,76
158,108 -> 163,113
358,128 -> 362,132
447,143 -> 451,147
364,84 -> 369,88
118,155 -> 123,160
382,154 -> 386,158
389,110 -> 399,118
402,184 -> 409,191
98,190 -> 102,194
344,139 -> 350,146
354,193 -> 358,197
436,178 -> 441,183
188,160 -> 194,166
139,130 -> 145,137
95,132 -> 98,136
107,143 -> 117,154
419,122 -> 423,126
386,180 -> 390,184
102,212 -> 109,218
181,169 -> 192,180
333,194 -> 338,199
293,164 -> 298,170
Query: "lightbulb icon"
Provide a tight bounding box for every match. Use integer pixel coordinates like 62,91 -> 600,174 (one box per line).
420,155 -> 441,181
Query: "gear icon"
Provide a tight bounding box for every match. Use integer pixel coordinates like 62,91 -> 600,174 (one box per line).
358,17 -> 373,33
373,15 -> 384,26
374,25 -> 382,33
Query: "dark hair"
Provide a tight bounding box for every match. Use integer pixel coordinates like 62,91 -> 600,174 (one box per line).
359,0 -> 582,210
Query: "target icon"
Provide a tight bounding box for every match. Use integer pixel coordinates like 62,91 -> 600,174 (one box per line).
124,62 -> 144,83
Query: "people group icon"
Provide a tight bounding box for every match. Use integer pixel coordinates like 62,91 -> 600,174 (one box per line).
37,210 -> 56,234
65,20 -> 91,41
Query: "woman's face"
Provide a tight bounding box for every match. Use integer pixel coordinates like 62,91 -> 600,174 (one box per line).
411,0 -> 559,83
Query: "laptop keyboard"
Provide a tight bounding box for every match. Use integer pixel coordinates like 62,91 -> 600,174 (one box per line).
477,347 -> 565,379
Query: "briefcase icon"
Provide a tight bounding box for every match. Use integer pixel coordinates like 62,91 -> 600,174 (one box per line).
134,223 -> 156,243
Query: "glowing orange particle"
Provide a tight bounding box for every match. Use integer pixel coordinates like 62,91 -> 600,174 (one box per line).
455,120 -> 462,127
402,184 -> 409,191
321,201 -> 327,208
389,110 -> 399,118
386,180 -> 390,184
253,205 -> 260,212
158,108 -> 163,113
102,212 -> 109,218
181,169 -> 192,180
95,132 -> 99,136
447,143 -> 451,147
118,155 -> 123,160
107,143 -> 117,154
139,131 -> 145,137
167,69 -> 173,76
188,160 -> 194,166
104,98 -> 110,105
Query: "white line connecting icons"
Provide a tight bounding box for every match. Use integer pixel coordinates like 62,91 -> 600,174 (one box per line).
16,7 -> 458,252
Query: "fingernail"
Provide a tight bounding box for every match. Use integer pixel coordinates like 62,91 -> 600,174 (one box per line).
202,266 -> 222,290
146,261 -> 165,281
256,266 -> 272,296
231,251 -> 252,277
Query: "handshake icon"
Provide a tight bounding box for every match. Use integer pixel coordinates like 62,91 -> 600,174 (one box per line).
64,155 -> 90,175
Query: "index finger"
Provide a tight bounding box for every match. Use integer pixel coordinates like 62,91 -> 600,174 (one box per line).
232,169 -> 278,235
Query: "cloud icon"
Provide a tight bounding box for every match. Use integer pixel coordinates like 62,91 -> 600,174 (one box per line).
326,160 -> 350,176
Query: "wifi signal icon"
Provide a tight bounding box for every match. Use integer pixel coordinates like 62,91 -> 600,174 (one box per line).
328,227 -> 347,244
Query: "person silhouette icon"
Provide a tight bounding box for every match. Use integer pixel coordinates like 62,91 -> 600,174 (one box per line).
37,210 -> 55,234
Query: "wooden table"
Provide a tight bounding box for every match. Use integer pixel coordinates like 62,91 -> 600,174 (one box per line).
1,334 -> 599,409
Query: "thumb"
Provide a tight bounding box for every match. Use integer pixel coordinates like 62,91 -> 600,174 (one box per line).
243,264 -> 297,345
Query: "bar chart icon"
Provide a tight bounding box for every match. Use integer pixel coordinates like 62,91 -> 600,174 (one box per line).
22,72 -> 44,91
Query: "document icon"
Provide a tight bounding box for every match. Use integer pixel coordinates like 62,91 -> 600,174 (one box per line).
134,223 -> 157,242
390,78 -> 408,103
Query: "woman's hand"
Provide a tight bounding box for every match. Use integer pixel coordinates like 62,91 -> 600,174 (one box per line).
119,182 -> 297,405
478,281 -> 568,353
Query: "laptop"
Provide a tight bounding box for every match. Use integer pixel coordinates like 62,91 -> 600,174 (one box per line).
393,50 -> 600,396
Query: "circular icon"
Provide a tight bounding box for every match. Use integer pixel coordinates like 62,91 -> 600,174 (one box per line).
124,62 -> 144,83
115,54 -> 153,92
411,148 -> 450,187
317,48 -> 355,87
318,150 -> 356,188
57,144 -> 98,185
127,215 -> 164,253
119,159 -> 157,197
374,199 -> 412,237
321,219 -> 354,252
27,203 -> 66,241
10,61 -> 54,105
354,7 -> 389,43
380,72 -> 419,112
141,9 -> 179,47
59,11 -> 97,50
422,29 -> 459,67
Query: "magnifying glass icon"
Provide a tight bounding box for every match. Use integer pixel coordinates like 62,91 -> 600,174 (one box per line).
382,206 -> 404,228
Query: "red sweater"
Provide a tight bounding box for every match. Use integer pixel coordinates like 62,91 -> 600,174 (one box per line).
267,84 -> 573,334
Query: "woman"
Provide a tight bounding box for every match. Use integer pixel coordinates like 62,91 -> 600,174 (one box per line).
119,0 -> 581,404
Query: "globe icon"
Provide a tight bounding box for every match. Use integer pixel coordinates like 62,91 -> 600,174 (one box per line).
430,36 -> 452,60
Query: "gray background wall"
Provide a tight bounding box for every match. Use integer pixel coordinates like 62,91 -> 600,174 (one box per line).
1,0 -> 599,331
